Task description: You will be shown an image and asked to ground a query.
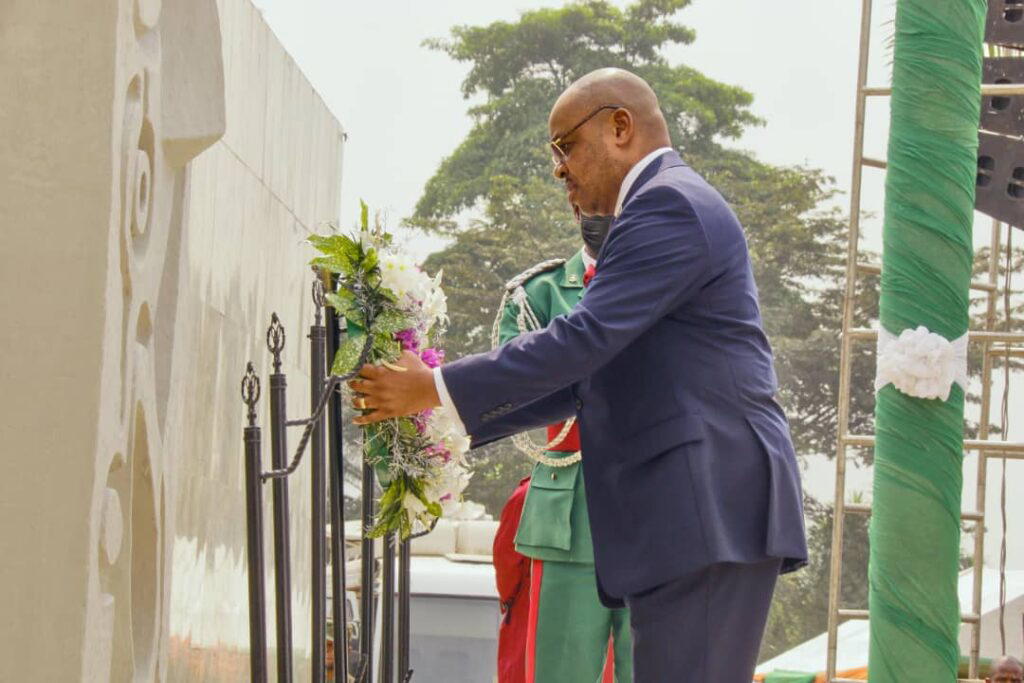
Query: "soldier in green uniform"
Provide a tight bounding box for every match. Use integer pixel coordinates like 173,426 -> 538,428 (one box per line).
493,214 -> 632,683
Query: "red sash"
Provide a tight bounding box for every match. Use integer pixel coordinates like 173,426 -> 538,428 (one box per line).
546,421 -> 580,452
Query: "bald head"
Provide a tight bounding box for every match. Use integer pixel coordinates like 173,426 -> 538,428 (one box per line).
547,68 -> 672,216
550,68 -> 670,152
990,655 -> 1023,682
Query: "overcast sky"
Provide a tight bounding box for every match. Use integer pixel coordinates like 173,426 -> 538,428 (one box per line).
250,0 -> 903,257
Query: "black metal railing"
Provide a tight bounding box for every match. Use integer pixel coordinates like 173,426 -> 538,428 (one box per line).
241,272 -> 416,683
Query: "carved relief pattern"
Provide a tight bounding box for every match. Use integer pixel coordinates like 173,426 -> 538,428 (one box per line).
84,0 -> 222,680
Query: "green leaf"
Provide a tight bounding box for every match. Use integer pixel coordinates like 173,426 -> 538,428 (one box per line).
362,247 -> 379,274
324,290 -> 358,319
308,233 -> 344,251
374,309 -> 414,335
360,200 -> 369,232
311,241 -> 362,275
310,255 -> 347,275
331,333 -> 368,375
379,477 -> 405,508
373,332 -> 402,362
397,419 -> 420,439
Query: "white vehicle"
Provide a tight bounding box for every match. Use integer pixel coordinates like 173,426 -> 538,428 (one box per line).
337,516 -> 501,683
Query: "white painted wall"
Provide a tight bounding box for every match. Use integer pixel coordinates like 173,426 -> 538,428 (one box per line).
0,0 -> 343,680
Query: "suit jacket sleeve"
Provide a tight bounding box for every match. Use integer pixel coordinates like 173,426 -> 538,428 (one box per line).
465,288 -> 574,448
442,184 -> 711,438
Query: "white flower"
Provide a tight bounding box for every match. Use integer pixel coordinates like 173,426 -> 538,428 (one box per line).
875,325 -> 967,401
379,252 -> 447,333
402,491 -> 428,517
420,270 -> 448,332
423,461 -> 472,516
380,252 -> 426,301
426,405 -> 471,462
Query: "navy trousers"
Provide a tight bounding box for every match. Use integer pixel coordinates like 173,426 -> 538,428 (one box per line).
625,559 -> 782,682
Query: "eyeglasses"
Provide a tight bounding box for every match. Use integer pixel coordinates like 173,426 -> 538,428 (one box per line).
549,104 -> 623,165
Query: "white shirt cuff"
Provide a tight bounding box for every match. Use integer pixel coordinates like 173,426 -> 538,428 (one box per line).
432,367 -> 468,436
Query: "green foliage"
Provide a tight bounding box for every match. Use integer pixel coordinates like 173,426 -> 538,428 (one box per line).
410,0 -> 760,225
423,178 -> 581,356
365,472 -> 443,540
331,332 -> 369,376
758,496 -> 870,663
414,2 -> 868,530
309,223 -> 456,539
404,0 -> 1021,658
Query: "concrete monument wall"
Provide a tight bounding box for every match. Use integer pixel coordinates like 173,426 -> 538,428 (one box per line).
0,0 -> 345,680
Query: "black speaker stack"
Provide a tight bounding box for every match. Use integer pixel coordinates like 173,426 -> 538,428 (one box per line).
977,0 -> 1024,229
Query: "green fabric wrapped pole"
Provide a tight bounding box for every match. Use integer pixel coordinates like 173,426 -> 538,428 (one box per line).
762,671 -> 817,683
870,1 -> 985,680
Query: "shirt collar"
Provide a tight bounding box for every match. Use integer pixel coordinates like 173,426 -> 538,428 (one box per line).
614,146 -> 674,217
581,247 -> 596,271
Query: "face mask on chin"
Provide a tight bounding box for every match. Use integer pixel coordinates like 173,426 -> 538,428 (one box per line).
580,214 -> 614,255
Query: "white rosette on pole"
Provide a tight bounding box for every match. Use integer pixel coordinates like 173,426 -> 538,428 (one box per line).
875,325 -> 969,402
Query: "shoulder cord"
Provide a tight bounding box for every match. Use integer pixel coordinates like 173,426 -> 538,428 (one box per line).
492,287 -> 582,467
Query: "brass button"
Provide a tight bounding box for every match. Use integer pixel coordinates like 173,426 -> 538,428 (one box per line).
568,275 -> 578,284
551,472 -> 558,481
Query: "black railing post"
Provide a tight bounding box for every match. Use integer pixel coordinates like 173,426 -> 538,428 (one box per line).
242,363 -> 269,683
360,463 -> 376,683
380,532 -> 396,683
267,313 -> 294,683
310,283 -> 328,683
397,538 -> 412,681
324,275 -> 349,683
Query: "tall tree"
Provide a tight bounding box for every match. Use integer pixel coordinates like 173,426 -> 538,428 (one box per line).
416,0 -> 873,503
411,0 -> 760,224
411,0 -> 876,660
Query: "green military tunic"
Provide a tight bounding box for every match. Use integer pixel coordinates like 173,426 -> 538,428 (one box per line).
497,250 -> 632,683
498,250 -> 594,564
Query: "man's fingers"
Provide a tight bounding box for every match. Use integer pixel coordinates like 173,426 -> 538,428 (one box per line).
348,378 -> 372,392
353,409 -> 389,425
351,395 -> 373,411
358,363 -> 385,380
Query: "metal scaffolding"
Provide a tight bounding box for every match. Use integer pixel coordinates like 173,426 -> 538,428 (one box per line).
826,1 -> 1024,681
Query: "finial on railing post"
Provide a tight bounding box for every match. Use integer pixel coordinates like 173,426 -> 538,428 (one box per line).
267,313 -> 285,374
242,362 -> 261,426
312,271 -> 325,327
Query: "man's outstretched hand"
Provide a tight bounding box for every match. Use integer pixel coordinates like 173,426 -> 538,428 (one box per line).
348,350 -> 442,425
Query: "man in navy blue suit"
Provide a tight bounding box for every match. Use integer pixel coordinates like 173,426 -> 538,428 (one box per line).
351,68 -> 808,681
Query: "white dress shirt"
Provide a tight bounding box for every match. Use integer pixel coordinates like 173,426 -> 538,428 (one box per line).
614,146 -> 673,216
433,146 -> 675,435
581,247 -> 596,271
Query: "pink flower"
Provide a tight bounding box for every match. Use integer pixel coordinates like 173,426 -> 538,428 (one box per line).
395,328 -> 420,352
419,347 -> 445,368
412,410 -> 432,435
425,445 -> 451,463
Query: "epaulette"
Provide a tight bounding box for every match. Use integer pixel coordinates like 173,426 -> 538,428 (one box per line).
504,258 -> 566,292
